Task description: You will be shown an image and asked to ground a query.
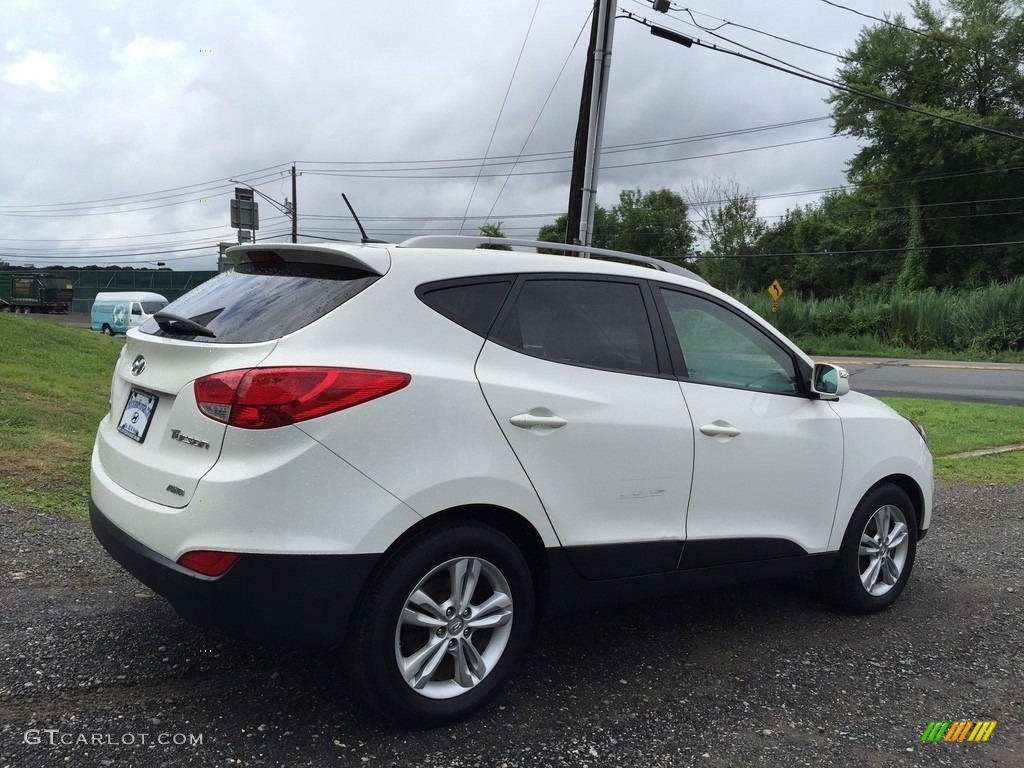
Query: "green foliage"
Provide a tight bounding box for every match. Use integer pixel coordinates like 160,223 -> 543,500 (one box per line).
828,0 -> 1024,288
537,206 -> 614,252
609,188 -> 694,263
735,275 -> 1024,356
692,184 -> 769,291
478,222 -> 512,250
536,188 -> 694,263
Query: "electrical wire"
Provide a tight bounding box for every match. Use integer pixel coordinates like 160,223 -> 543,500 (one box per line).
621,10 -> 1024,143
816,0 -> 1024,69
0,165 -> 292,212
484,8 -> 594,223
457,0 -> 543,233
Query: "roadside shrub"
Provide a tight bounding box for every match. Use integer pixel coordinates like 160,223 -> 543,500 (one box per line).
737,276 -> 1024,357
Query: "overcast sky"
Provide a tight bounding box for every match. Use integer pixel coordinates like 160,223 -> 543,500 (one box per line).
1,0 -> 916,270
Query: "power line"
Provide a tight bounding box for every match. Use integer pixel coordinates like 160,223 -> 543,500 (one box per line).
486,9 -> 593,222
458,0 -> 543,233
0,165 -> 292,211
623,10 -> 1024,143
705,237 -> 1024,259
816,0 -> 1024,68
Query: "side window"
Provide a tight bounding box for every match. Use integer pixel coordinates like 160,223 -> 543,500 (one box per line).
131,303 -> 142,316
494,279 -> 658,375
418,280 -> 512,336
660,288 -> 800,394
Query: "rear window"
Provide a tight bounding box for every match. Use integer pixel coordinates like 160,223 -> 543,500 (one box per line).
139,261 -> 378,343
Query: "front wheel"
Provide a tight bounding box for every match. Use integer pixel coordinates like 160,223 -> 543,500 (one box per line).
348,522 -> 535,727
818,483 -> 918,614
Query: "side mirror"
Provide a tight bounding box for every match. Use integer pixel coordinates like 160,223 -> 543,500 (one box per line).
811,363 -> 850,400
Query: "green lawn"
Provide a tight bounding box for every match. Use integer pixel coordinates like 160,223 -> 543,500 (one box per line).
0,313 -> 123,515
0,312 -> 1020,518
882,397 -> 1024,486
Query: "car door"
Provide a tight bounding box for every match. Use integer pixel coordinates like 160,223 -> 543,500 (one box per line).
475,276 -> 695,579
655,287 -> 844,566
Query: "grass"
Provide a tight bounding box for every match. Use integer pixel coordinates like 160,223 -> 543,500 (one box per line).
0,312 -> 1020,519
735,277 -> 1024,363
0,313 -> 123,516
881,397 -> 1024,486
797,335 -> 1024,363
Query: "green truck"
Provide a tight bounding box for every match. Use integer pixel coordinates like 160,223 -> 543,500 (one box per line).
0,273 -> 74,313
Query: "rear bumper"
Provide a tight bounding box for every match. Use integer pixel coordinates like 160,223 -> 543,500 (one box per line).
90,498 -> 379,646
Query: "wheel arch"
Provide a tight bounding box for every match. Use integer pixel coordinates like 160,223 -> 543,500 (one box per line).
368,504 -> 551,621
874,473 -> 926,534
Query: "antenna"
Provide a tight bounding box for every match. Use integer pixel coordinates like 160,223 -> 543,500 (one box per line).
342,193 -> 383,244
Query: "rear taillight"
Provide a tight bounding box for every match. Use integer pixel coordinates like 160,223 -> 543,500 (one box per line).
194,367 -> 411,429
177,550 -> 241,577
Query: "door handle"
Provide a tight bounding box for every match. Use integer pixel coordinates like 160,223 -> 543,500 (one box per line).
699,421 -> 740,438
510,412 -> 567,430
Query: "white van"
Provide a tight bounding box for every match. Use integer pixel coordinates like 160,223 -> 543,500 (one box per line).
91,291 -> 169,336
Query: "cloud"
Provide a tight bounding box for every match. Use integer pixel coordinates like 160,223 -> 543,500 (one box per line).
4,49 -> 83,92
0,0 -> 903,270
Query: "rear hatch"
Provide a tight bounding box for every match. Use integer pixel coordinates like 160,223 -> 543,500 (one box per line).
96,243 -> 389,507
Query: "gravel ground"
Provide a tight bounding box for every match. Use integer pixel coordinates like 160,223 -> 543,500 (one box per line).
1,485 -> 1021,768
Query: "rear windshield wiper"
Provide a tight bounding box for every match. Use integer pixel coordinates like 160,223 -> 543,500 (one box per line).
154,311 -> 216,338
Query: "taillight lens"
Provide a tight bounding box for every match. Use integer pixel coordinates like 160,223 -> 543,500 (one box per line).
194,367 -> 411,429
177,550 -> 241,577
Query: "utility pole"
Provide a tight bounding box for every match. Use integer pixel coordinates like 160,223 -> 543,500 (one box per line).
566,0 -> 616,250
565,5 -> 600,246
291,164 -> 298,243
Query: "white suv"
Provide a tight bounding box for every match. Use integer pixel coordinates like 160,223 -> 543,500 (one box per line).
90,237 -> 933,726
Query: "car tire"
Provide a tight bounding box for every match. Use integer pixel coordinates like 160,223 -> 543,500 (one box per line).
348,521 -> 535,727
818,483 -> 917,614
102,325 -> 114,336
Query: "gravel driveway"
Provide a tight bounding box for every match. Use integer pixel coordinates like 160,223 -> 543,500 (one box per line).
1,485 -> 1021,767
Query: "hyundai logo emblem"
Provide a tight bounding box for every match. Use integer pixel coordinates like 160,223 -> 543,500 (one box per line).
131,354 -> 146,376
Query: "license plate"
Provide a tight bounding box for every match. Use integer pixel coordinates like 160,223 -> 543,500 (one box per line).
117,388 -> 158,443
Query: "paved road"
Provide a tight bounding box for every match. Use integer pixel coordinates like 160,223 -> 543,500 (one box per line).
818,357 -> 1024,407
2,487 -> 1021,767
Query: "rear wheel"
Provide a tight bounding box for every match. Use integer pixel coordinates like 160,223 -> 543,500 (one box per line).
348,522 -> 534,727
818,483 -> 917,613
102,324 -> 114,336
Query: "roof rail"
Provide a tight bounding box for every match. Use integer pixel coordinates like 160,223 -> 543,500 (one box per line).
397,235 -> 707,283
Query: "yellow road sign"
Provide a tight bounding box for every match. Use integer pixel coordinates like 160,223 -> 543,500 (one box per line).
767,279 -> 784,300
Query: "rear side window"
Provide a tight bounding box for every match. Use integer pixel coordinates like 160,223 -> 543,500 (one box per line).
139,262 -> 378,343
493,278 -> 658,375
418,279 -> 513,337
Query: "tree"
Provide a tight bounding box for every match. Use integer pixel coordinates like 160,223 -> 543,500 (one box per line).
830,0 -> 1024,287
687,178 -> 768,291
754,189 -> 901,297
608,188 -> 694,263
478,222 -> 512,250
536,188 -> 694,264
537,206 -> 614,252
